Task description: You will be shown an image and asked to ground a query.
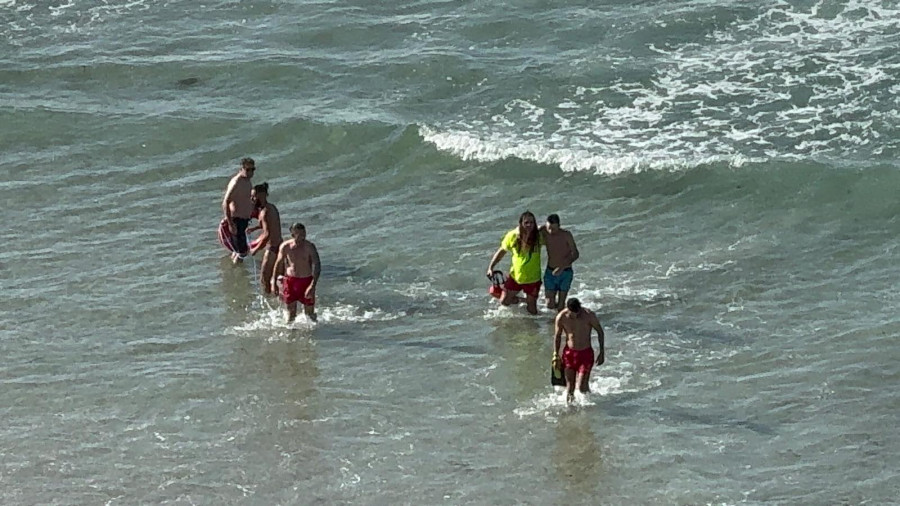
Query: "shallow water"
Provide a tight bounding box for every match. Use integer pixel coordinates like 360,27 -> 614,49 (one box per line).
2,0 -> 900,503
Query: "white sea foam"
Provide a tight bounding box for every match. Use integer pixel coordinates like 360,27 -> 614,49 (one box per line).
514,365 -> 652,419
421,0 -> 900,174
228,300 -> 407,339
6,0 -> 151,33
318,303 -> 407,323
482,300 -> 557,320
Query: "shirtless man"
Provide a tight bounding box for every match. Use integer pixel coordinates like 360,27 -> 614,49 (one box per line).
271,222 -> 321,322
541,214 -> 579,311
221,157 -> 256,264
248,182 -> 282,294
552,298 -> 604,404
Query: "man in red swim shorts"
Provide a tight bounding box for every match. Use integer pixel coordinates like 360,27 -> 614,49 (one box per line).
552,298 -> 605,404
271,222 -> 321,323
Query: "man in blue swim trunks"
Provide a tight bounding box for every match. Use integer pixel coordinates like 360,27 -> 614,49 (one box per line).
541,214 -> 579,311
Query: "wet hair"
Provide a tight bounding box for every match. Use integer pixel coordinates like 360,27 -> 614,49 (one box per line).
516,211 -> 539,254
290,222 -> 305,233
241,157 -> 255,168
566,297 -> 582,313
253,182 -> 269,194
547,214 -> 560,225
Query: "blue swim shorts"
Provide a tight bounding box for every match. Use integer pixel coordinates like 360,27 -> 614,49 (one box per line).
543,267 -> 573,292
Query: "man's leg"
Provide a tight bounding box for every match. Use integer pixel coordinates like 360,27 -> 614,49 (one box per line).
556,290 -> 568,312
577,369 -> 591,394
304,303 -> 317,322
500,289 -> 521,306
564,368 -> 576,404
260,249 -> 275,295
556,270 -> 573,311
232,218 -> 250,264
545,289 -> 558,310
525,293 -> 538,314
286,301 -> 298,323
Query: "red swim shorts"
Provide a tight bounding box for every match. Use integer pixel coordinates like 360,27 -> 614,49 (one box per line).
503,277 -> 542,298
282,275 -> 315,306
562,346 -> 594,375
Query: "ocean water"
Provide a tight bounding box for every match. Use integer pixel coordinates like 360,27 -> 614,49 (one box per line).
2,0 -> 900,503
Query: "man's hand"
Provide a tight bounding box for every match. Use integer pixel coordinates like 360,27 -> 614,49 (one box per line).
305,284 -> 316,299
596,350 -> 605,366
551,352 -> 561,371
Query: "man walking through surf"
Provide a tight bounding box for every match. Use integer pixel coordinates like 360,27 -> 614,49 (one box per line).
272,222 -> 321,323
552,298 -> 605,404
248,182 -> 282,295
541,214 -> 579,312
221,157 -> 256,264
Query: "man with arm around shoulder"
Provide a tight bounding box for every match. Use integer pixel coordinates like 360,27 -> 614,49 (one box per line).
541,213 -> 579,312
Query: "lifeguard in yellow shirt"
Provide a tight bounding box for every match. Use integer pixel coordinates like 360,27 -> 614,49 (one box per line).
486,211 -> 545,314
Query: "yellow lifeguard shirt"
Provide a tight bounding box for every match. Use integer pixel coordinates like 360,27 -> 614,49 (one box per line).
501,228 -> 544,284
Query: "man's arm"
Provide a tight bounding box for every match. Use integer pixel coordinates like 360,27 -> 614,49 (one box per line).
552,312 -> 564,368
222,177 -> 236,220
270,243 -> 286,291
553,313 -> 565,354
249,208 -> 269,256
554,231 -> 580,271
486,248 -> 506,277
566,231 -> 580,266
590,311 -> 605,365
309,243 -> 321,287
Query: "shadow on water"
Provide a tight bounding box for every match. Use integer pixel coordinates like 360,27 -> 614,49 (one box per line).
175,77 -> 200,87
219,257 -> 255,315
236,335 -> 321,415
552,412 -> 605,497
485,319 -> 551,398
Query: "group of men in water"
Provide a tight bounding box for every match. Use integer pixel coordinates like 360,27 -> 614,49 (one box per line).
221,157 -> 321,322
220,158 -> 604,402
487,211 -> 606,403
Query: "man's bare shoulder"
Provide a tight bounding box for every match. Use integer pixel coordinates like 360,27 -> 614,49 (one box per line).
556,309 -> 575,323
